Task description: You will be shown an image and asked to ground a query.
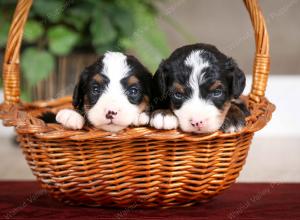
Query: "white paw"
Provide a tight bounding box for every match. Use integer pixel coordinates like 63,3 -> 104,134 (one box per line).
56,109 -> 84,130
223,125 -> 243,133
133,112 -> 150,126
150,111 -> 178,130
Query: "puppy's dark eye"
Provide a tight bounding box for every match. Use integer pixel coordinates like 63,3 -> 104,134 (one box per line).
212,89 -> 223,97
126,87 -> 139,96
173,92 -> 184,100
92,84 -> 101,95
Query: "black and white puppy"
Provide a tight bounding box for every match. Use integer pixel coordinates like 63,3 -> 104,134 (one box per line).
56,52 -> 152,132
150,43 -> 249,133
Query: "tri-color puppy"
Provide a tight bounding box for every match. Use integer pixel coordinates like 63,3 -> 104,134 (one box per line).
150,43 -> 249,133
56,52 -> 152,132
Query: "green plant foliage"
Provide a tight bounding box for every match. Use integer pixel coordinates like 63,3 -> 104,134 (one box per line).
24,20 -> 44,43
91,12 -> 117,47
21,48 -> 55,87
20,89 -> 31,102
0,21 -> 9,48
0,11 -> 10,47
0,0 -> 187,100
32,0 -> 64,23
63,7 -> 90,31
108,4 -> 135,36
127,1 -> 170,72
48,25 -> 79,55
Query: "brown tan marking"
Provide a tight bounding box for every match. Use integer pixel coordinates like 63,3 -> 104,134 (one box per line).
173,82 -> 185,93
93,74 -> 104,83
221,101 -> 247,131
83,95 -> 91,113
139,95 -> 150,112
209,80 -> 223,91
218,101 -> 231,123
228,103 -> 245,118
128,75 -> 139,86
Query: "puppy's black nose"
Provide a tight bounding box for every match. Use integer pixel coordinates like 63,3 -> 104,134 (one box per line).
106,110 -> 118,119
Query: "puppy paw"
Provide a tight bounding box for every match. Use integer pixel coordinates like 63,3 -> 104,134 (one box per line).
132,112 -> 150,126
56,109 -> 84,130
221,124 -> 244,133
150,110 -> 178,130
220,103 -> 247,133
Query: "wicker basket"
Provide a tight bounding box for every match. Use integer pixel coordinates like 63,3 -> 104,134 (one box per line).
0,0 -> 275,208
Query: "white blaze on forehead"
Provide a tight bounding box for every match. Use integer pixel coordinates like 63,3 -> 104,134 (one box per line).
184,50 -> 209,91
102,51 -> 131,80
101,51 -> 130,99
98,51 -> 131,107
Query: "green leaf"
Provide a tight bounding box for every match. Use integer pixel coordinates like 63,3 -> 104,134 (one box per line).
90,12 -> 117,46
64,8 -> 91,31
47,25 -> 79,56
20,89 -> 31,102
0,20 -> 9,47
32,0 -> 64,23
118,37 -> 133,50
129,3 -> 170,72
109,6 -> 135,36
95,43 -> 118,54
24,20 -> 44,43
21,48 -> 55,87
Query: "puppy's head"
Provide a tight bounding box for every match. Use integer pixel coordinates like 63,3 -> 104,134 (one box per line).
153,43 -> 245,133
73,52 -> 152,132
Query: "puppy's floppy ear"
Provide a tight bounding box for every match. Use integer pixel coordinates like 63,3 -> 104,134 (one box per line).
152,60 -> 170,107
72,69 -> 89,112
225,58 -> 246,99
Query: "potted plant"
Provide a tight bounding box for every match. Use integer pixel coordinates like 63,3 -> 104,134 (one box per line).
0,0 -> 172,101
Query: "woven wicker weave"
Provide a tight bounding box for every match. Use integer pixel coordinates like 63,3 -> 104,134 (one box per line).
0,0 -> 275,207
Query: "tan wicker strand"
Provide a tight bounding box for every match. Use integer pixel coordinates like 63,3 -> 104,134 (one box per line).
2,0 -> 32,104
0,0 -> 275,207
244,0 -> 270,103
2,64 -> 20,104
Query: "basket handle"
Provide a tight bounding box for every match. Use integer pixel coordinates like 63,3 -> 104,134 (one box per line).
2,0 -> 32,104
244,0 -> 270,103
2,0 -> 269,105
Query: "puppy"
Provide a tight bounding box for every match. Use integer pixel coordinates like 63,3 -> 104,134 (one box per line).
55,52 -> 152,132
150,43 -> 249,133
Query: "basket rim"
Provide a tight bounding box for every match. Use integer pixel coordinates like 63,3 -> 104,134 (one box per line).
0,95 -> 275,141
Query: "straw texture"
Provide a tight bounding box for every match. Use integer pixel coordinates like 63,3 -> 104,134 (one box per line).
0,0 -> 275,207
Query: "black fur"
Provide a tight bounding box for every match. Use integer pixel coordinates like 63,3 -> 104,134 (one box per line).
72,54 -> 152,114
151,43 -> 246,111
151,43 -> 248,133
41,53 -> 152,125
39,111 -> 57,123
225,58 -> 246,99
72,56 -> 107,113
220,101 -> 249,132
121,55 -> 152,105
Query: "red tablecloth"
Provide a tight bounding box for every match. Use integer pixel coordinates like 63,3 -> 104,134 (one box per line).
0,182 -> 299,219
